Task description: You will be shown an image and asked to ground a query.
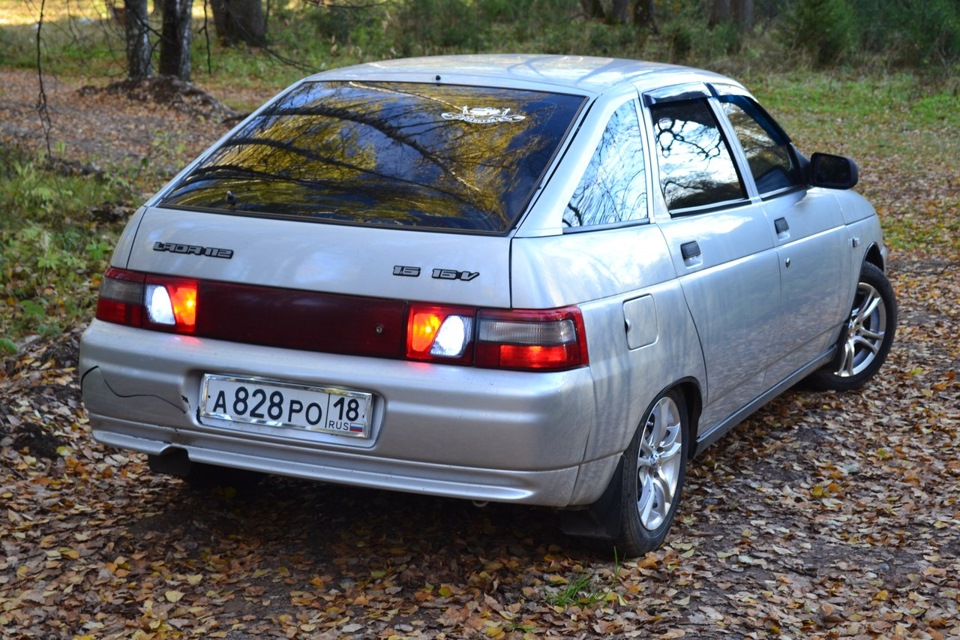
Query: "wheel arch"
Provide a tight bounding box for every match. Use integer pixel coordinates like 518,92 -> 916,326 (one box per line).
560,377 -> 701,543
673,377 -> 704,458
863,242 -> 886,271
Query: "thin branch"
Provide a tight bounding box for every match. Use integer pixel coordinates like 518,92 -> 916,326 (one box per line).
203,0 -> 213,75
35,0 -> 53,157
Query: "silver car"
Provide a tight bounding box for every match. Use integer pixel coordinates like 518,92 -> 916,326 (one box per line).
79,55 -> 897,556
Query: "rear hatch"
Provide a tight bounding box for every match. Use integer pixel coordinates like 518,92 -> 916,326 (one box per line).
122,208 -> 512,359
104,78 -> 588,366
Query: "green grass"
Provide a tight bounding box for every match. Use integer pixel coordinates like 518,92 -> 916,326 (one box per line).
752,73 -> 960,256
0,146 -> 128,342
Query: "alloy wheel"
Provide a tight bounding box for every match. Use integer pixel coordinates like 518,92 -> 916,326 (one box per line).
636,394 -> 683,531
837,280 -> 889,378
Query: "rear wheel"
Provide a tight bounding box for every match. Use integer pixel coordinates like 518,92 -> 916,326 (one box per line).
808,262 -> 897,391
615,388 -> 688,557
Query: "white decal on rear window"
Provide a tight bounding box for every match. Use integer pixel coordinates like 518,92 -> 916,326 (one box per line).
441,106 -> 525,124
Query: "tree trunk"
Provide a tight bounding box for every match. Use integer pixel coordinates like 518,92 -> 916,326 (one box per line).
709,0 -> 731,27
732,0 -> 754,29
610,0 -> 629,24
579,0 -> 605,20
633,0 -> 656,32
124,0 -> 153,79
210,0 -> 266,46
159,0 -> 192,81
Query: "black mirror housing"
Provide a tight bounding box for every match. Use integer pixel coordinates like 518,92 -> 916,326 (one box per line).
809,152 -> 859,189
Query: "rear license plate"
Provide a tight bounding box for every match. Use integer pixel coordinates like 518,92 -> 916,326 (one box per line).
200,375 -> 372,438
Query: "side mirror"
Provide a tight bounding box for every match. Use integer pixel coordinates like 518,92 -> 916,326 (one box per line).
809,152 -> 859,189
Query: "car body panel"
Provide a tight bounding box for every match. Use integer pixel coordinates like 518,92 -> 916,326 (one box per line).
760,189 -> 851,385
656,202 -> 781,430
127,207 -> 512,307
81,320 -> 606,505
314,54 -> 730,97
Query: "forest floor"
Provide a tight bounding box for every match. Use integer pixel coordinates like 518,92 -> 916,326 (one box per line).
1,68 -> 959,639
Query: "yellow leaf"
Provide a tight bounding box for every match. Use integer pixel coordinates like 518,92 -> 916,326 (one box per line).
165,590 -> 185,603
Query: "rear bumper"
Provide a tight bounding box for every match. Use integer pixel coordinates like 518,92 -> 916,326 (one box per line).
80,320 -> 618,507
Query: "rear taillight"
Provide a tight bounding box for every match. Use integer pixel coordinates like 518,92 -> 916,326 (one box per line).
475,308 -> 588,371
95,268 -> 145,327
144,275 -> 198,333
96,268 -> 198,334
405,304 -> 588,371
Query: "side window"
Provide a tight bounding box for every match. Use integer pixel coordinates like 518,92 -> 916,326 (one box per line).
650,99 -> 746,212
564,100 -> 647,229
720,97 -> 803,195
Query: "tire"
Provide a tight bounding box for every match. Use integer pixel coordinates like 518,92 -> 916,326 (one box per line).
614,388 -> 689,557
808,262 -> 897,392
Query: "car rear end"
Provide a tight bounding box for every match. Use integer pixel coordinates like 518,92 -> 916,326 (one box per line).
80,71 -> 608,507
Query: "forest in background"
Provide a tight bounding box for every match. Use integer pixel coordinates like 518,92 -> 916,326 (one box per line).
2,0 -> 959,94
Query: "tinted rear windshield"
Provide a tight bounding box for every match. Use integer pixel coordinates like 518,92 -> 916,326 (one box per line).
160,81 -> 586,234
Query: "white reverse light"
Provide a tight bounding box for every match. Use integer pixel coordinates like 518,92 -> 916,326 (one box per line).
145,284 -> 176,325
431,315 -> 473,358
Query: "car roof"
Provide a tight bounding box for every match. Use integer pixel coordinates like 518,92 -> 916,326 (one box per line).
305,54 -> 739,97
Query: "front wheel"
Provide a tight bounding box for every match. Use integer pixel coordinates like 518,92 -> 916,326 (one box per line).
808,262 -> 897,391
615,388 -> 689,557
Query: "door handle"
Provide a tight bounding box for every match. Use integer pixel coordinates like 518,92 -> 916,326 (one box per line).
775,217 -> 790,235
681,241 -> 701,261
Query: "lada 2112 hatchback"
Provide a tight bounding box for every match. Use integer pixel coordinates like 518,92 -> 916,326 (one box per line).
80,55 -> 897,556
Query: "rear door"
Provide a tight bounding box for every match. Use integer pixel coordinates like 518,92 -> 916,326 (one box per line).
644,87 -> 782,433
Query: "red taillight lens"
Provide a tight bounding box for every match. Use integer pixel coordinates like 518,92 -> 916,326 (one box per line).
404,305 -> 588,371
475,307 -> 588,371
95,268 -> 588,371
95,267 -> 146,327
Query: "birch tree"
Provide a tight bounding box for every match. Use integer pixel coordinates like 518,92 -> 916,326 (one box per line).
124,0 -> 153,79
159,0 -> 193,81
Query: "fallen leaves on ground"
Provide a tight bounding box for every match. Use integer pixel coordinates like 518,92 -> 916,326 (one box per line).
1,257 -> 957,639
1,70 -> 959,639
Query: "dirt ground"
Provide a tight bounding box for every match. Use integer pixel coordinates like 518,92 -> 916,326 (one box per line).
0,68 -> 241,178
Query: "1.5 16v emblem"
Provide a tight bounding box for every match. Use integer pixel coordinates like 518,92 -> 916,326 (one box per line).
393,265 -> 479,281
